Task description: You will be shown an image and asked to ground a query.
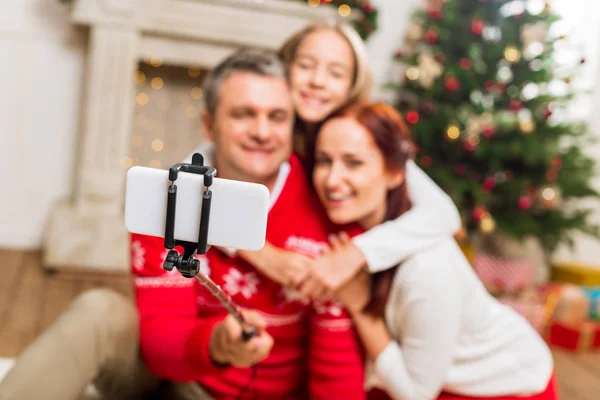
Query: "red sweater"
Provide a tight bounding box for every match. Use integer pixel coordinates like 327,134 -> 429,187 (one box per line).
131,155 -> 366,399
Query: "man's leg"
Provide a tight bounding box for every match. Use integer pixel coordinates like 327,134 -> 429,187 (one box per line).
0,288 -> 161,400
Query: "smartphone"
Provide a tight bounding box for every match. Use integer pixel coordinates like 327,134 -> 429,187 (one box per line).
124,166 -> 270,251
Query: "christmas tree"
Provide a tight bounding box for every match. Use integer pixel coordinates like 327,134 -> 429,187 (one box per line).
391,0 -> 600,253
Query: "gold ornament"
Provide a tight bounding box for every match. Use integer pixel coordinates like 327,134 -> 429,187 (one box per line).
479,212 -> 496,234
504,46 -> 521,63
308,0 -> 319,7
446,124 -> 461,141
519,120 -> 536,135
416,52 -> 444,89
406,22 -> 424,42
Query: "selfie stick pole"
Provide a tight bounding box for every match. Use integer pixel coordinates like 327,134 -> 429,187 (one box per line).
162,153 -> 257,341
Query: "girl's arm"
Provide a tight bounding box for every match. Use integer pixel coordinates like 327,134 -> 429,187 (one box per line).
353,160 -> 461,273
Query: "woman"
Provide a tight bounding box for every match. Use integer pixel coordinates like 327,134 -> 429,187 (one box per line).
238,21 -> 461,293
311,101 -> 557,400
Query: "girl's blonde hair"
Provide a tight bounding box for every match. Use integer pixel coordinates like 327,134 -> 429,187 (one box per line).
278,20 -> 373,105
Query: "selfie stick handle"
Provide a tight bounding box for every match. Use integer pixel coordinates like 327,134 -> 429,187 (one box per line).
162,153 -> 257,342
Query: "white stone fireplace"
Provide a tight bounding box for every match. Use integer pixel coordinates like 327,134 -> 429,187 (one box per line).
42,0 -> 339,272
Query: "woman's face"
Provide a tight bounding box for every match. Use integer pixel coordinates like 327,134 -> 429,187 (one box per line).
289,28 -> 355,123
313,117 -> 403,230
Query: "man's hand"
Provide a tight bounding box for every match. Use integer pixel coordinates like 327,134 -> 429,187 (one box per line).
209,310 -> 274,368
239,243 -> 313,287
299,232 -> 367,299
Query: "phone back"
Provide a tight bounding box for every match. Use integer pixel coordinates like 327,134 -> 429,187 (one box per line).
125,166 -> 270,251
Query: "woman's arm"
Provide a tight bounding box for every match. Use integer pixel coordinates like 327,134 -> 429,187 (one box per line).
364,256 -> 463,400
353,160 -> 461,273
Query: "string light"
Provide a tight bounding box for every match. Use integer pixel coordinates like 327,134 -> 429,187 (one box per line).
519,120 -> 535,134
188,67 -> 202,78
150,57 -> 163,67
134,71 -> 146,85
446,124 -> 461,140
338,4 -> 351,17
136,93 -> 149,106
151,77 -> 164,90
191,87 -> 204,99
542,187 -> 556,201
121,157 -> 134,169
406,67 -> 420,81
186,105 -> 200,119
504,46 -> 521,63
151,139 -> 164,152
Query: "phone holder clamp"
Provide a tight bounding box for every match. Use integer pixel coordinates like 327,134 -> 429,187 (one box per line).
162,153 -> 216,278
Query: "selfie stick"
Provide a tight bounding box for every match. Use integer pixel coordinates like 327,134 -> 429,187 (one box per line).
162,153 -> 257,341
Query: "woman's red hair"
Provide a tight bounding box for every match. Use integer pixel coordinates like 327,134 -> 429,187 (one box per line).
320,102 -> 415,316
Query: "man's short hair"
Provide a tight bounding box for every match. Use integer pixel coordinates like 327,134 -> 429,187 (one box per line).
202,49 -> 287,117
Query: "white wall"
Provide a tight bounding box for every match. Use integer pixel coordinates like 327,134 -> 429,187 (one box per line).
0,0 -> 86,249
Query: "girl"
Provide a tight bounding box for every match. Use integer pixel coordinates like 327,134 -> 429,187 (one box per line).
238,21 -> 461,292
311,101 -> 556,400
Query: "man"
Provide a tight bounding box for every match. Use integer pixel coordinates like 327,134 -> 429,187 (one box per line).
132,49 -> 366,399
0,49 -> 365,400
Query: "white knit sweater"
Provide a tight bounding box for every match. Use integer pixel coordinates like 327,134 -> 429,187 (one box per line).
368,238 -> 554,400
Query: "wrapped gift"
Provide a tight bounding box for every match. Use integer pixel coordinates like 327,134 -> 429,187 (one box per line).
474,254 -> 535,294
546,321 -> 600,352
582,287 -> 600,319
551,262 -> 600,286
550,284 -> 590,326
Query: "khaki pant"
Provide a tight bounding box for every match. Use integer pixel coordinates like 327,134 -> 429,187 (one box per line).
0,288 -> 212,400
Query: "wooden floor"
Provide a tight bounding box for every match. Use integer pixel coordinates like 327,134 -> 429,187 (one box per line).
1,249 -> 600,399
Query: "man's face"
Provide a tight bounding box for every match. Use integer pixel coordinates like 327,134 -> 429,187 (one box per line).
204,72 -> 294,186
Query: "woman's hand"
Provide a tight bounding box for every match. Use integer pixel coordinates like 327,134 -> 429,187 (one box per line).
335,269 -> 372,316
238,243 -> 312,287
299,232 -> 368,299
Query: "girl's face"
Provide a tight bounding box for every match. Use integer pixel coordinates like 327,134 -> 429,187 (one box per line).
313,117 -> 403,230
289,29 -> 355,123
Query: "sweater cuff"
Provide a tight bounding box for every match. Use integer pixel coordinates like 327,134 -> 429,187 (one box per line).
352,235 -> 387,273
184,315 -> 230,374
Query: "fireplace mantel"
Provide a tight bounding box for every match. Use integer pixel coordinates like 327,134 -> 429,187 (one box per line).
42,0 -> 339,272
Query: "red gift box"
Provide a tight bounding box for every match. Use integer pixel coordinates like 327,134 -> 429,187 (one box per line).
474,254 -> 535,294
546,321 -> 600,352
